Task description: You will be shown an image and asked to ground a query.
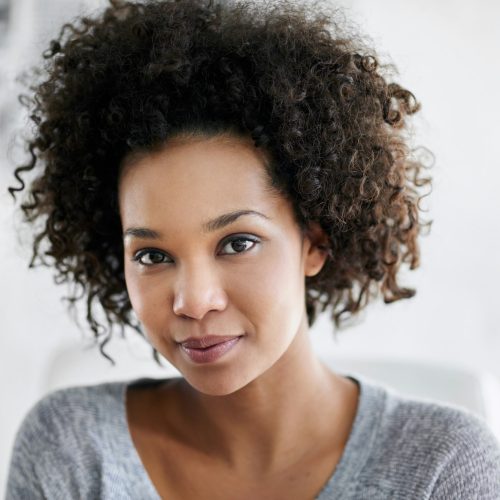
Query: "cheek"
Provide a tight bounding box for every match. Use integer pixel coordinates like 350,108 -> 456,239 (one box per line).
125,268 -> 166,326
262,244 -> 302,299
234,246 -> 303,327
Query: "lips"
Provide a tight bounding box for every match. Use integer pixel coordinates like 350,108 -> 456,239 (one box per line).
180,336 -> 243,364
179,335 -> 242,349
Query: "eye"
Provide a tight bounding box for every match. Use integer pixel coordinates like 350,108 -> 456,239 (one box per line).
220,235 -> 259,255
132,249 -> 169,266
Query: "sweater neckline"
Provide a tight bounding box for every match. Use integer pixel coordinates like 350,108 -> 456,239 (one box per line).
117,374 -> 385,499
315,375 -> 386,497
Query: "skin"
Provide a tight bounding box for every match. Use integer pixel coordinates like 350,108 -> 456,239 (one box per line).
118,133 -> 359,495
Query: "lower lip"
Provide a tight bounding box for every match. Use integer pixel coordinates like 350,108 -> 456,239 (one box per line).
180,337 -> 242,364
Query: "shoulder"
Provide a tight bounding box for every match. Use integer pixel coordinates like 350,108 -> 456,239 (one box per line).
368,383 -> 500,498
5,380 -> 129,500
412,404 -> 500,498
16,380 -> 126,446
380,388 -> 500,454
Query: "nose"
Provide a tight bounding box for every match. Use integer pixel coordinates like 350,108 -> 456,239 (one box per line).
172,261 -> 228,320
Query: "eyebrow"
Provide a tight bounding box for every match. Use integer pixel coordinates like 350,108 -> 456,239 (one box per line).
123,209 -> 270,240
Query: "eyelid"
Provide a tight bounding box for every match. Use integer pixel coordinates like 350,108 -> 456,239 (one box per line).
131,247 -> 171,266
218,234 -> 260,255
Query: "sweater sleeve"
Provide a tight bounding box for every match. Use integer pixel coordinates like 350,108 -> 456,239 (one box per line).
4,386 -> 110,500
430,411 -> 500,499
4,381 -> 159,500
4,398 -> 52,500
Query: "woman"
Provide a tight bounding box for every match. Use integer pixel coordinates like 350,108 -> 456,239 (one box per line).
5,0 -> 500,498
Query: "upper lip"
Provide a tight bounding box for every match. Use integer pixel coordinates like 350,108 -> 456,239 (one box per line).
178,335 -> 242,349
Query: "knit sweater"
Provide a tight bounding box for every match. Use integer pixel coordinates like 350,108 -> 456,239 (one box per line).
5,375 -> 500,499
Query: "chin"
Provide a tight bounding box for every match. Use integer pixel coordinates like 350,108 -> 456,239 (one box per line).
183,372 -> 256,397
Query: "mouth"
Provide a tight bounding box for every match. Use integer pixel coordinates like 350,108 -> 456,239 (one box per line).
178,335 -> 243,349
179,335 -> 244,364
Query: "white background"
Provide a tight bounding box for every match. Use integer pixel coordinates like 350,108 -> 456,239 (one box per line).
1,0 -> 499,493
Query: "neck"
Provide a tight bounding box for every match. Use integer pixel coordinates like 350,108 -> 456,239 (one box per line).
172,325 -> 356,475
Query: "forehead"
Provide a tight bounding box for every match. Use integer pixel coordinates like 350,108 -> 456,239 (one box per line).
118,135 -> 291,229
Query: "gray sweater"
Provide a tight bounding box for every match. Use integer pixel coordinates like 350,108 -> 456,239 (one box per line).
5,375 -> 500,499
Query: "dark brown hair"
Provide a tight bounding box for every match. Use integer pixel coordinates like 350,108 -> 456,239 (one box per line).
8,0 -> 432,364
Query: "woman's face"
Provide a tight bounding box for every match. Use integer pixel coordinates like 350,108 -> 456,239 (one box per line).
119,133 -> 327,395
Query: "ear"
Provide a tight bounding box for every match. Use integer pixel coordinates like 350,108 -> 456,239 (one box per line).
303,221 -> 330,277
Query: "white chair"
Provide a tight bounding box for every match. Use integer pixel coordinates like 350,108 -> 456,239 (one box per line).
40,335 -> 180,394
321,356 -> 500,441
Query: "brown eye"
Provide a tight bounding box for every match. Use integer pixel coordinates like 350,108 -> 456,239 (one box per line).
220,236 -> 259,255
133,249 -> 169,266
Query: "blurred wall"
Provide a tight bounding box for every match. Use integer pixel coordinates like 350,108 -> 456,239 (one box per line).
1,0 -> 499,493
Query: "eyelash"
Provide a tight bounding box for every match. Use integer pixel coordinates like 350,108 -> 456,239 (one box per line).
131,235 -> 260,267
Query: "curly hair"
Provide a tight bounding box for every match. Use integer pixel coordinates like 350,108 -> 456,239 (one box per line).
8,0 -> 432,365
